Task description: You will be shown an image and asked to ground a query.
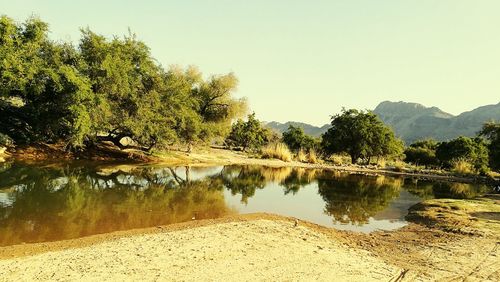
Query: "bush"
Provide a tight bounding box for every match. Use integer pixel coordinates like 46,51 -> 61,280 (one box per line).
450,158 -> 475,176
261,143 -> 292,162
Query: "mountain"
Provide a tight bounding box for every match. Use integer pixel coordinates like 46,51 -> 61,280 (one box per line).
265,101 -> 500,143
373,101 -> 500,144
263,121 -> 330,137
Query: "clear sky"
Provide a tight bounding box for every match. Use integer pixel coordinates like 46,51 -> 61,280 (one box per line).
2,0 -> 499,126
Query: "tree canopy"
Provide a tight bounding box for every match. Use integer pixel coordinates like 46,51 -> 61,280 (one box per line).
225,113 -> 273,151
404,139 -> 439,167
0,16 -> 246,151
321,109 -> 403,164
435,136 -> 489,173
281,125 -> 318,152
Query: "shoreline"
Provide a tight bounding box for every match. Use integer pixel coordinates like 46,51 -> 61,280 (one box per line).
0,211 -> 498,281
3,145 -> 497,185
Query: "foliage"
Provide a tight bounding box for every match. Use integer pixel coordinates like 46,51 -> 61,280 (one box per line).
225,113 -> 271,151
0,16 -> 246,151
436,136 -> 489,174
404,139 -> 439,167
479,122 -> 500,171
261,143 -> 292,162
281,125 -> 318,153
321,109 -> 404,164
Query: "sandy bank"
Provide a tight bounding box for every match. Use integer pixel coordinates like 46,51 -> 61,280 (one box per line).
0,219 -> 401,281
0,213 -> 499,281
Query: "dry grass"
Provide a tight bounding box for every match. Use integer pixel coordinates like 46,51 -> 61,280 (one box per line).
450,159 -> 474,176
261,143 -> 292,162
259,166 -> 293,182
296,149 -> 307,162
330,154 -> 351,165
388,160 -> 407,172
307,149 -> 319,164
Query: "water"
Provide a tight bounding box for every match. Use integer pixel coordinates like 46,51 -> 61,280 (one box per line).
0,162 -> 491,246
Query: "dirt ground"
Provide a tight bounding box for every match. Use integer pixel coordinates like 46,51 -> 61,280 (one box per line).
0,210 -> 499,281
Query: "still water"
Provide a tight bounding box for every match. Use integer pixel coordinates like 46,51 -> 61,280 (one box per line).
0,162 -> 491,246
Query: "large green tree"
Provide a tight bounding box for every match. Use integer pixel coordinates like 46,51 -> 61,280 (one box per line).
225,113 -> 271,151
321,109 -> 403,164
0,15 -> 246,152
0,16 -> 93,146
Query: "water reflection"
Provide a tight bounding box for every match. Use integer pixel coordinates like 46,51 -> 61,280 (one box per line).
317,174 -> 402,225
0,162 -> 491,246
0,163 -> 233,246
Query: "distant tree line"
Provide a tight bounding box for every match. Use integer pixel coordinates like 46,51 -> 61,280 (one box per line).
0,16 -> 246,151
226,109 -> 500,173
405,122 -> 500,173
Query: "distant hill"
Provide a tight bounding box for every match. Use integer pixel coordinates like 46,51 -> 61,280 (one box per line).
265,101 -> 500,143
263,121 -> 329,137
373,101 -> 500,144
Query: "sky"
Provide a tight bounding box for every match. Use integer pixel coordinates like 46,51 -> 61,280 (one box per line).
2,0 -> 499,126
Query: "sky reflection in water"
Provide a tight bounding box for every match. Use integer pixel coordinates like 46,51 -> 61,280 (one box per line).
0,162 -> 491,246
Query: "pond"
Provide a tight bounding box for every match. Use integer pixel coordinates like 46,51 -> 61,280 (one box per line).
0,162 -> 491,246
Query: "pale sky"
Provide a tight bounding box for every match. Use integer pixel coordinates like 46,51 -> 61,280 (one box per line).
2,0 -> 499,126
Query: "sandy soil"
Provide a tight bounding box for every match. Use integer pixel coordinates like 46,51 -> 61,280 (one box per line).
0,219 -> 401,281
0,213 -> 498,281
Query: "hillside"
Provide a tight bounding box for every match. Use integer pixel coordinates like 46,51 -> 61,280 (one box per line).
265,101 -> 500,143
374,101 -> 500,143
264,121 -> 330,137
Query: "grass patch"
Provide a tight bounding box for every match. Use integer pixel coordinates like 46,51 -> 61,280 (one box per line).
307,149 -> 319,164
450,159 -> 475,176
296,149 -> 307,162
261,143 -> 292,162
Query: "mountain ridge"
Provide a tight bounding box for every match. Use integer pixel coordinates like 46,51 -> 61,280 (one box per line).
264,101 -> 500,143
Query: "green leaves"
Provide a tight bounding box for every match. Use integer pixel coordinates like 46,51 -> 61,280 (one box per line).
0,15 -> 246,151
321,109 -> 403,164
225,113 -> 271,151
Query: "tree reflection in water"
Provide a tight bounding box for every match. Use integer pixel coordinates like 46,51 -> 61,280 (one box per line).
0,163 -> 233,246
0,162 -> 491,246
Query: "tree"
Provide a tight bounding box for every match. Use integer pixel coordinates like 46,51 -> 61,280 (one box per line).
0,16 -> 93,147
404,139 -> 439,167
436,136 -> 489,173
281,125 -> 318,152
479,122 -> 500,171
0,15 -> 247,152
321,109 -> 403,164
225,113 -> 270,151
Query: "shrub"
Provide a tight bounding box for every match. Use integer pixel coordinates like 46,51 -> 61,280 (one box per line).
261,143 -> 292,162
450,158 -> 475,176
